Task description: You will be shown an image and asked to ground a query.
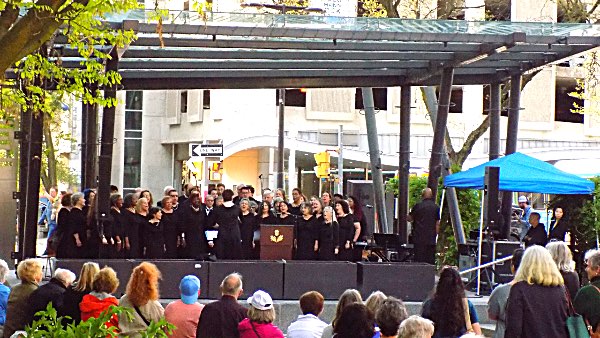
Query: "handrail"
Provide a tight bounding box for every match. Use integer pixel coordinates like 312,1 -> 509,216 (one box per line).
459,254 -> 513,275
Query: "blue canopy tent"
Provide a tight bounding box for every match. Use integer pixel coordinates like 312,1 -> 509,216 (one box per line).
444,152 -> 594,294
444,152 -> 595,194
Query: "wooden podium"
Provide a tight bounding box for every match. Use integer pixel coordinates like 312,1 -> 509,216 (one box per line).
260,224 -> 294,260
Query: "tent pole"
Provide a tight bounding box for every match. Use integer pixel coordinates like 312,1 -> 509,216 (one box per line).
477,191 -> 485,296
439,189 -> 446,219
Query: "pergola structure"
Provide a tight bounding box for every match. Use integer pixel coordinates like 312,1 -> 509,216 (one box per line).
12,11 -> 600,258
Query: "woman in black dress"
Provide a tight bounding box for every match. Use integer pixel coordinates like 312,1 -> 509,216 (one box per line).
335,200 -> 355,261
122,193 -> 141,258
212,189 -> 243,260
257,200 -> 277,225
348,195 -> 367,242
140,189 -> 154,207
317,206 -> 339,261
68,192 -> 87,258
294,202 -> 318,260
135,197 -> 150,255
55,193 -> 72,259
108,193 -> 124,258
289,188 -> 304,216
277,202 -> 296,225
160,195 -> 179,259
239,198 -> 258,260
144,207 -> 165,259
311,197 -> 324,219
82,189 -> 99,258
549,207 -> 569,242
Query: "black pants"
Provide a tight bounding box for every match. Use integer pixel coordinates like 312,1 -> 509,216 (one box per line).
414,244 -> 436,264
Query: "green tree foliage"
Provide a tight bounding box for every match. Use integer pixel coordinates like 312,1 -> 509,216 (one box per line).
26,303 -> 175,337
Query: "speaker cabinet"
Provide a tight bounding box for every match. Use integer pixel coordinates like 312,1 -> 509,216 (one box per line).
357,262 -> 435,301
208,260 -> 284,299
283,261 -> 356,300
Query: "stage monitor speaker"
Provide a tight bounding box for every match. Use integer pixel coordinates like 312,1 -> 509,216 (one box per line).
479,240 -> 522,284
484,166 -> 501,236
357,262 -> 435,301
283,261 -> 357,300
347,180 -> 374,237
55,259 -> 136,297
208,260 -> 284,299
143,260 -> 210,299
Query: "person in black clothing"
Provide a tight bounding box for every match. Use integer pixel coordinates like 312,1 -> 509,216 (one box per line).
27,268 -> 75,325
523,212 -> 547,247
549,207 -> 569,242
197,273 -> 248,338
82,189 -> 99,259
335,200 -> 355,262
212,189 -> 243,260
257,200 -> 276,225
203,195 -> 217,229
317,206 -> 339,261
294,202 -> 318,260
143,207 -> 165,258
161,195 -> 179,259
289,188 -> 304,216
55,193 -> 72,259
109,193 -> 124,259
68,192 -> 87,258
122,193 -> 141,259
59,262 -> 99,325
239,198 -> 258,260
408,188 -> 440,264
277,202 -> 296,225
178,183 -> 192,205
134,197 -> 150,257
348,195 -> 368,242
178,191 -> 208,259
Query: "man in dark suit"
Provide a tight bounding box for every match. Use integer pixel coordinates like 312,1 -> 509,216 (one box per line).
197,273 -> 248,338
177,191 -> 208,259
408,188 -> 440,264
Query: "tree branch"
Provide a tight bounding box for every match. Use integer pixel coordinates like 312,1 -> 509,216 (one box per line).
588,0 -> 600,16
0,4 -> 20,40
455,115 -> 490,166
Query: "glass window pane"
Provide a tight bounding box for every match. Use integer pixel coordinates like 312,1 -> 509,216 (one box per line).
126,91 -> 143,110
181,91 -> 188,113
123,139 -> 142,189
125,110 -> 143,130
125,131 -> 142,138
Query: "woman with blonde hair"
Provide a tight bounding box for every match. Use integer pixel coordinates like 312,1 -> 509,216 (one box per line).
321,288 -> 363,338
546,241 -> 580,300
118,262 -> 164,337
60,262 -> 100,324
398,315 -> 434,338
238,290 -> 284,338
505,245 -> 568,338
3,259 -> 42,338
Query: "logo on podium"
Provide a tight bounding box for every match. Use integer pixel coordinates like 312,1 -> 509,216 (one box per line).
270,229 -> 284,243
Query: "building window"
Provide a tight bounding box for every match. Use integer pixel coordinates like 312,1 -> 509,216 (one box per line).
180,90 -> 188,113
355,88 -> 387,110
555,82 -> 584,123
124,91 -> 143,194
482,85 -> 508,117
203,90 -> 211,109
435,86 -> 463,113
275,89 -> 306,107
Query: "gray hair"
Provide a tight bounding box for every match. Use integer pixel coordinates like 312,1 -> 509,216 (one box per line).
546,241 -> 574,272
239,198 -> 250,205
588,252 -> 600,270
398,315 -> 434,338
71,192 -> 84,206
0,259 -> 9,282
220,272 -> 243,296
54,268 -> 76,286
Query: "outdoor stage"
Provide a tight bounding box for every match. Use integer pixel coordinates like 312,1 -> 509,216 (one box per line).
55,259 -> 435,301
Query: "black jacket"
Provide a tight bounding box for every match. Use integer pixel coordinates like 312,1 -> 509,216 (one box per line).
524,224 -> 547,247
27,278 -> 67,324
58,286 -> 90,325
197,295 -> 248,338
177,203 -> 208,259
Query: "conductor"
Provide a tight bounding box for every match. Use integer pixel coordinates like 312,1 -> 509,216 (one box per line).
408,188 -> 440,264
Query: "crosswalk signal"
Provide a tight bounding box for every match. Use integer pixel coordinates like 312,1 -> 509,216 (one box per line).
314,151 -> 330,178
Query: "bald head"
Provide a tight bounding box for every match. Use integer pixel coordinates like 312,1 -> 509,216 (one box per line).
422,188 -> 433,199
220,273 -> 243,298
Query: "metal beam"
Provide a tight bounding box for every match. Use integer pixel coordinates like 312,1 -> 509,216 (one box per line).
119,69 -> 407,78
427,67 -> 454,196
398,85 -> 411,243
277,89 -> 285,189
362,87 -> 389,233
489,82 -> 501,161
17,100 -> 31,261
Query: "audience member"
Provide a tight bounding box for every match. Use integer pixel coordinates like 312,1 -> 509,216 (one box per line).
287,291 -> 328,338
422,267 -> 482,337
398,315 -> 434,338
238,290 -> 284,338
574,251 -> 600,336
3,259 -> 42,338
118,262 -> 164,337
376,297 -> 408,338
80,267 -> 120,329
321,288 -> 362,338
27,268 -> 75,324
0,259 -> 10,335
197,273 -> 247,338
165,275 -> 204,338
504,245 -> 568,338
523,212 -> 547,247
365,291 -> 387,317
60,262 -> 100,324
487,248 -> 524,338
546,241 -> 580,299
332,303 -> 375,338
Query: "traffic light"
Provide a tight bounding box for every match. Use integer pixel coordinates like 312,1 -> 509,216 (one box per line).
314,151 -> 330,178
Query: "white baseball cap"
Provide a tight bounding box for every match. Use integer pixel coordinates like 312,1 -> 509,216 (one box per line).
247,290 -> 273,310
518,196 -> 528,203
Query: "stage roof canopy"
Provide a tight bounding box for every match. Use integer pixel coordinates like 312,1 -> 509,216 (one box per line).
444,152 -> 595,194
11,11 -> 600,89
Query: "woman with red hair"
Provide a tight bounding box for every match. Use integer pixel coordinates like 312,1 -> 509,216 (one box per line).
118,262 -> 164,336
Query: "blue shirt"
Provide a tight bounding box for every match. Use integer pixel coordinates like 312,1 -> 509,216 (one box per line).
0,283 -> 10,325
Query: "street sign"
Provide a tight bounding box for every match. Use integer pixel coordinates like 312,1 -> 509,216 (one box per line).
190,143 -> 223,157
